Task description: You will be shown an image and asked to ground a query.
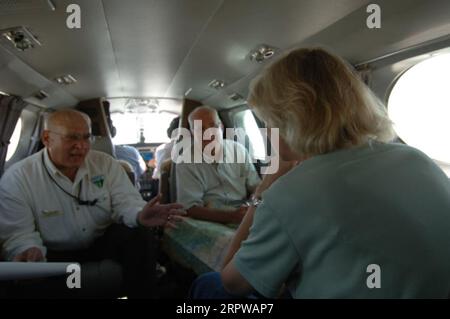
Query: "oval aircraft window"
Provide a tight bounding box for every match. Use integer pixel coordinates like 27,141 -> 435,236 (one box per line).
233,109 -> 266,161
388,53 -> 450,176
5,118 -> 22,162
242,110 -> 266,160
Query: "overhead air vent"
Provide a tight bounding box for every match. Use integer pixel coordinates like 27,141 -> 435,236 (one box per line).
208,79 -> 226,90
248,44 -> 277,63
0,26 -> 42,52
229,93 -> 243,101
33,90 -> 49,100
54,74 -> 77,85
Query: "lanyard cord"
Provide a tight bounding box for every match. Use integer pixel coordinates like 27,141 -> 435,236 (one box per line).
41,151 -> 98,206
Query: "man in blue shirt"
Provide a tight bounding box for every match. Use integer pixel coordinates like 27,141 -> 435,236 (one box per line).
115,144 -> 147,184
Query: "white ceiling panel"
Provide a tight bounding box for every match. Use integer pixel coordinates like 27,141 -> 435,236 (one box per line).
203,0 -> 450,108
296,0 -> 450,64
164,0 -> 371,101
0,0 -> 121,100
102,0 -> 223,98
0,0 -> 50,15
0,43 -> 78,108
0,0 -> 449,109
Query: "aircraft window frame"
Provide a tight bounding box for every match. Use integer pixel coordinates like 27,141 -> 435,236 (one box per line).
387,52 -> 450,176
5,117 -> 22,163
231,108 -> 266,161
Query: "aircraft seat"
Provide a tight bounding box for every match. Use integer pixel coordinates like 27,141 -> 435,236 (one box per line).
91,135 -> 116,158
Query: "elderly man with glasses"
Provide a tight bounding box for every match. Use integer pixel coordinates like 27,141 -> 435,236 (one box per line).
176,106 -> 261,224
0,109 -> 185,298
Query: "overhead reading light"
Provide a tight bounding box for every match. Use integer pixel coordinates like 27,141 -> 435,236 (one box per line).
54,74 -> 77,85
208,79 -> 226,90
47,0 -> 56,11
229,93 -> 243,101
33,90 -> 49,100
1,26 -> 41,52
249,44 -> 276,63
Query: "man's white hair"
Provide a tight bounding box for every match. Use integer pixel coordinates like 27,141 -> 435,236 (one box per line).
43,109 -> 91,130
188,106 -> 221,129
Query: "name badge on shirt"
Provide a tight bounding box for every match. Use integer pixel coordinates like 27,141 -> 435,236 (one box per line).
41,210 -> 63,218
92,175 -> 105,188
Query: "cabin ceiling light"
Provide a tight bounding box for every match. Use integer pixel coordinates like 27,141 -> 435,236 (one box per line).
249,44 -> 276,63
1,26 -> 41,52
47,0 -> 56,11
208,79 -> 226,90
54,74 -> 77,85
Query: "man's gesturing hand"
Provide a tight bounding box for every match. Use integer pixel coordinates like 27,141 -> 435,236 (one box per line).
12,247 -> 44,262
137,194 -> 186,228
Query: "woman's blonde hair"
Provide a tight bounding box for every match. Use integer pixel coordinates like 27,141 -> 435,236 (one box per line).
248,48 -> 396,157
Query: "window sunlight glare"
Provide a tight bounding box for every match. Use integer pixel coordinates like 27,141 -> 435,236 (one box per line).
388,53 -> 450,175
6,118 -> 22,162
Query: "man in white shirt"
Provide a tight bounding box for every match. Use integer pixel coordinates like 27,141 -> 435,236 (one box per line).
176,106 -> 260,224
0,109 -> 185,298
152,116 -> 180,180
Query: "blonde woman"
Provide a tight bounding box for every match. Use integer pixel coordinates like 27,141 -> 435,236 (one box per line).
190,48 -> 450,299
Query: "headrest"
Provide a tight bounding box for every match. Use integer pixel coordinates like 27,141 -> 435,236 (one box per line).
91,136 -> 116,157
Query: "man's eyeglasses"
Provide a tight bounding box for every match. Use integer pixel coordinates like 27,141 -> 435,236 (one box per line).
49,131 -> 95,143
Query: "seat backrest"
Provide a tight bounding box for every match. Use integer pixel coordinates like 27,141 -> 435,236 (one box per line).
76,99 -> 115,158
91,136 -> 116,157
159,170 -> 170,204
117,159 -> 136,186
158,159 -> 177,203
169,161 -> 177,203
